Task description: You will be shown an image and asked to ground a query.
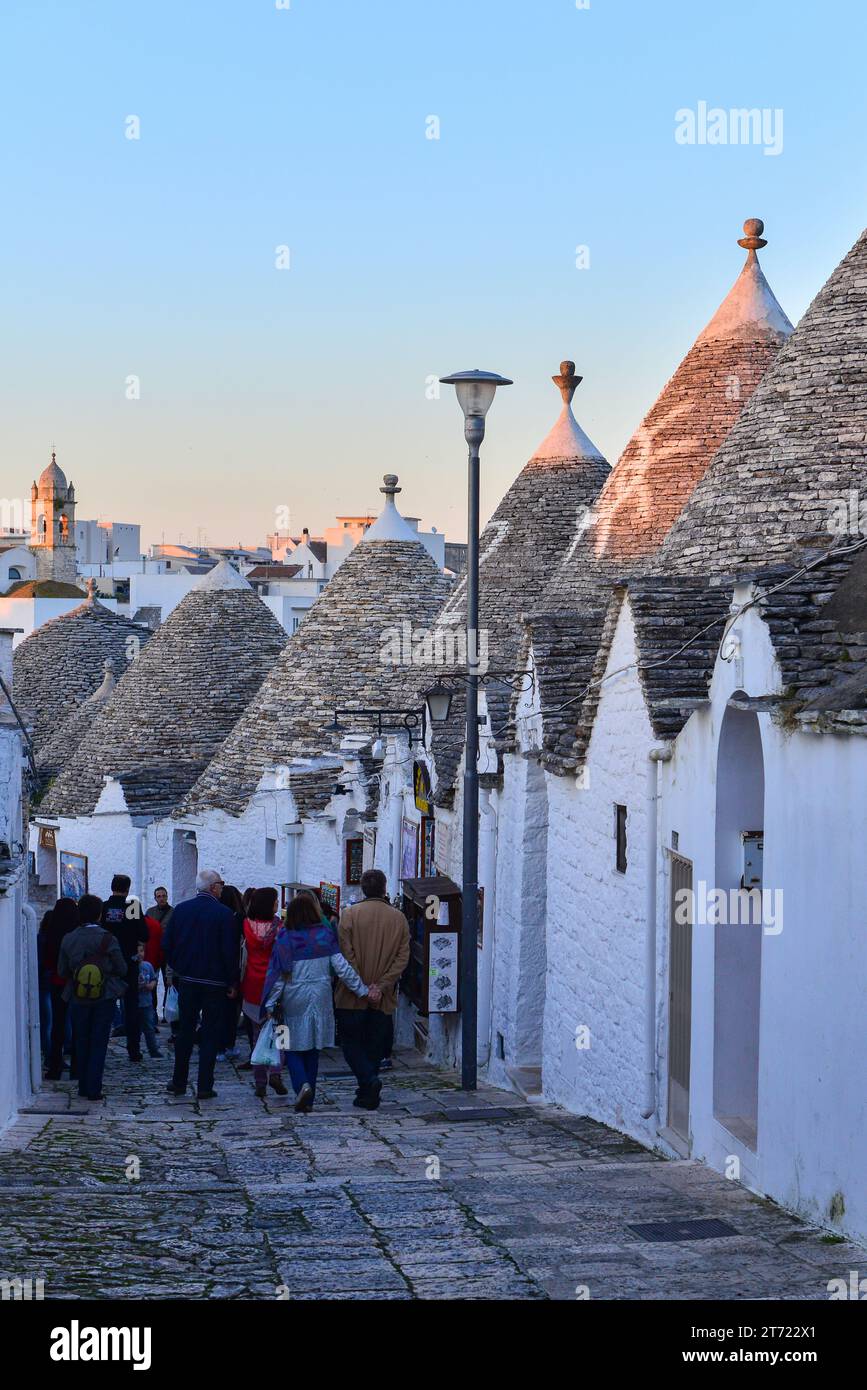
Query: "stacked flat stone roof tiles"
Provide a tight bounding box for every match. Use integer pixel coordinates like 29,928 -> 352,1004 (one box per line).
40,563 -> 288,819
183,488 -> 453,818
13,594 -> 151,749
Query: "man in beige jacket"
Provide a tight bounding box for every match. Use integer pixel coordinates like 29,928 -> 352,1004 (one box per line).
335,868 -> 410,1109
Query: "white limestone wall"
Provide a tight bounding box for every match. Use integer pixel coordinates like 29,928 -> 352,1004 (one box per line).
661,598 -> 867,1243
0,718 -> 37,1128
541,602 -> 658,1142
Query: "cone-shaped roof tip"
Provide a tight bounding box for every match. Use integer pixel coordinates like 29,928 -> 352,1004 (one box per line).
697,217 -> 793,345
531,362 -> 605,463
192,558 -> 252,592
361,475 -> 423,544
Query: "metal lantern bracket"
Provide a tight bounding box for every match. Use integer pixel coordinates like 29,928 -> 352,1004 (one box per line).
331,706 -> 427,744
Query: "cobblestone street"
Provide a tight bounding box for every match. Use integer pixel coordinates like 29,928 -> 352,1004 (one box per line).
1,1040 -> 863,1302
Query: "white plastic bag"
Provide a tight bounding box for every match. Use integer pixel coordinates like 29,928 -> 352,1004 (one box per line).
251,1018 -> 282,1068
164,985 -> 180,1024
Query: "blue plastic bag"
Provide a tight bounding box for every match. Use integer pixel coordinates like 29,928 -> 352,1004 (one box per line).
251,1018 -> 282,1068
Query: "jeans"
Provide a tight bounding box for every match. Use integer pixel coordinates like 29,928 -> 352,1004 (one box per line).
70,998 -> 115,1099
336,1008 -> 391,1091
285,1049 -> 319,1099
172,981 -> 226,1094
125,959 -> 142,1060
47,984 -> 76,1078
139,1003 -> 161,1057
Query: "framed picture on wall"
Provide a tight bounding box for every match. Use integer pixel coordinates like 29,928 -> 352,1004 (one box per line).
38,825 -> 57,851
400,820 -> 419,882
59,851 -> 88,901
345,836 -> 364,885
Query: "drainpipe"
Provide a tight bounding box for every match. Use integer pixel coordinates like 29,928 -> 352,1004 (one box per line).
134,827 -> 146,904
389,743 -> 404,898
641,745 -> 672,1121
22,901 -> 41,1097
477,789 -> 497,1068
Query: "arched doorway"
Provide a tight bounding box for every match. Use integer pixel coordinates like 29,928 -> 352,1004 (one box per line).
713,700 -> 764,1150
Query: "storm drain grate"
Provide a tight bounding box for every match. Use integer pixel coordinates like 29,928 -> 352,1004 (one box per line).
628,1218 -> 739,1243
429,1106 -> 530,1123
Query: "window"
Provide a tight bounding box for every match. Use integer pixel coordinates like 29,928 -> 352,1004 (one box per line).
345,836 -> 363,885
8,567 -> 21,581
265,837 -> 276,866
615,804 -> 628,873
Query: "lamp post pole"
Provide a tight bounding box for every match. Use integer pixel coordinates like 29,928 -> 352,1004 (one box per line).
461,414 -> 483,1090
440,368 -> 512,1092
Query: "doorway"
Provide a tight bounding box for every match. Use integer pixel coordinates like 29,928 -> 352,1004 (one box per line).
713,702 -> 764,1151
667,852 -> 693,1145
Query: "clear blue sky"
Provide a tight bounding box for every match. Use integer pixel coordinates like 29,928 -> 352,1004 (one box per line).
2,0 -> 865,549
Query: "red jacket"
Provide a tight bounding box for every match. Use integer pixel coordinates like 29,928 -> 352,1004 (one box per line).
143,915 -> 165,970
241,918 -> 280,1007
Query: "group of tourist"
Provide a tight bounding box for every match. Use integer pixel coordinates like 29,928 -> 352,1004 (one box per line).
37,867 -> 410,1110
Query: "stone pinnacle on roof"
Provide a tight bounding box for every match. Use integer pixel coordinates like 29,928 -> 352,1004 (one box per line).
531,361 -> 607,463
361,475 -> 422,544
658,220 -> 867,574
544,217 -> 793,585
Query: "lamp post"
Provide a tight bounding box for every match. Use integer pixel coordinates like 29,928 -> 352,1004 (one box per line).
439,369 -> 512,1089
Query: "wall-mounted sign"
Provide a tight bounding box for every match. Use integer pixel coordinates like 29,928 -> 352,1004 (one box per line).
38,825 -> 57,851
319,881 -> 341,915
413,761 -> 432,816
345,837 -> 364,885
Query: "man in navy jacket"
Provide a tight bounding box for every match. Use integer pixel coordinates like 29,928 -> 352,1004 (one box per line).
163,869 -> 239,1099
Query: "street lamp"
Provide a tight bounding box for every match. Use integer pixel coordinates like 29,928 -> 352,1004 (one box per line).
424,682 -> 454,726
439,368 -> 512,1089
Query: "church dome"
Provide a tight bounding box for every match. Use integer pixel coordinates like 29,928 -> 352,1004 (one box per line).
37,450 -> 68,493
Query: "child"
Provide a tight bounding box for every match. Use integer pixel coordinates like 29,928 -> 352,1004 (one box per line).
136,943 -> 162,1059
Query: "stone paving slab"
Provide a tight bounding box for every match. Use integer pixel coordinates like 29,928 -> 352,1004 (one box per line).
0,1036 -> 863,1301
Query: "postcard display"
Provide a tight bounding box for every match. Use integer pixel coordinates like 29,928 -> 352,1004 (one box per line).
400,875 -> 462,1016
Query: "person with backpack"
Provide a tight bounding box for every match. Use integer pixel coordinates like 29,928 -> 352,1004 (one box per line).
57,895 -> 128,1102
101,874 -> 149,1063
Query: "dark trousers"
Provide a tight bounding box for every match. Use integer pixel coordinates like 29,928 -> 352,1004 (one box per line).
47,984 -> 76,1078
70,998 -> 115,1099
125,959 -> 142,1060
336,1008 -> 391,1091
286,1049 -> 319,1098
172,981 -> 225,1094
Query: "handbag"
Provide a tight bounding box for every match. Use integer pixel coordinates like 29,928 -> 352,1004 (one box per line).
164,985 -> 180,1023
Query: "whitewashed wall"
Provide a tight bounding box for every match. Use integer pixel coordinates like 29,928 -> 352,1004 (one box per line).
540,602 -> 658,1140
0,706 -> 36,1128
660,595 -> 867,1243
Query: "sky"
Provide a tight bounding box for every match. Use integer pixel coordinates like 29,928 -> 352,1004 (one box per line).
2,0 -> 866,551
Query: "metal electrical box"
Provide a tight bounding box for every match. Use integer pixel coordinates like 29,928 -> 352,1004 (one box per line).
741,832 -> 763,891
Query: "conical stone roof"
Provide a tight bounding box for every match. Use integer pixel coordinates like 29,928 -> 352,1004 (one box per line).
35,659 -> 117,788
547,220 -> 792,597
40,561 -> 288,819
430,363 -> 610,802
183,478 -> 453,817
13,582 -> 151,748
658,223 -> 867,575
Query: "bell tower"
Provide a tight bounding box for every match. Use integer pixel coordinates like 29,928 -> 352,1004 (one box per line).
30,449 -> 78,584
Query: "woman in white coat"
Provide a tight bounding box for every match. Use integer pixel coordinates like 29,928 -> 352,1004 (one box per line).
261,892 -> 378,1112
